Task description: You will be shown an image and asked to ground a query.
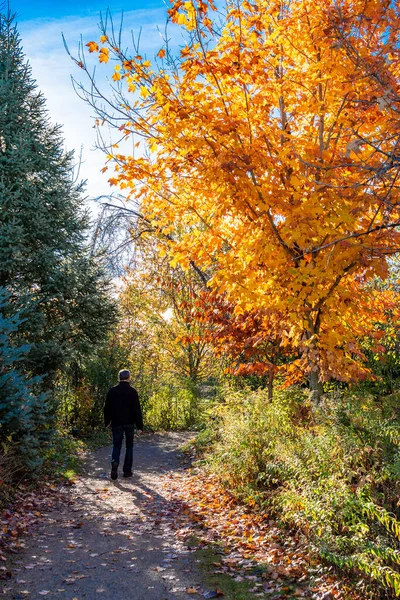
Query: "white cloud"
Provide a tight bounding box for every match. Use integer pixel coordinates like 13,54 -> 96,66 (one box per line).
17,8 -> 172,210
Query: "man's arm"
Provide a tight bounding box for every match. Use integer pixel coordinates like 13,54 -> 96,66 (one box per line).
104,390 -> 112,427
131,388 -> 143,432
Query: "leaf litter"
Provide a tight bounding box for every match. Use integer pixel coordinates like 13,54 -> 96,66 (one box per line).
161,459 -> 366,600
1,434 -> 365,599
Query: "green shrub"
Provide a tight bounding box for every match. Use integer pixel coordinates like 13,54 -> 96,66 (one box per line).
207,384 -> 400,596
145,381 -> 201,430
42,428 -> 112,480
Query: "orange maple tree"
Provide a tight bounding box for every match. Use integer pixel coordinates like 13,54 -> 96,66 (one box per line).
77,0 -> 400,399
191,291 -> 292,399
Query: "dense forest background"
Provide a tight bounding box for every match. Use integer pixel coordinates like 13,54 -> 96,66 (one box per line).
1,1 -> 400,596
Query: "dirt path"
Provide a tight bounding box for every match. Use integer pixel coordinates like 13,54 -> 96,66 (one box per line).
5,433 -> 205,600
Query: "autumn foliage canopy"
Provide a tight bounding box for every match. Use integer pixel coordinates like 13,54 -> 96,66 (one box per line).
83,0 -> 400,395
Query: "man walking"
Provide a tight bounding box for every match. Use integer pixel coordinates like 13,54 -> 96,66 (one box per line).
104,369 -> 143,480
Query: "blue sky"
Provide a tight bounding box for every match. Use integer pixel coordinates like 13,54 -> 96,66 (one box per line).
13,0 -> 166,22
11,0 -> 170,204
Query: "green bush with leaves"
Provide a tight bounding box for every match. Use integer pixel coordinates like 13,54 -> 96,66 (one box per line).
207,384 -> 400,596
145,381 -> 201,430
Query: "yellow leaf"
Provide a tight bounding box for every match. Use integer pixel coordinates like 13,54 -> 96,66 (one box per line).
177,13 -> 188,25
140,86 -> 150,99
99,47 -> 109,64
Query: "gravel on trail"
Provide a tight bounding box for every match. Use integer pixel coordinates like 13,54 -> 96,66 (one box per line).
4,432 -> 207,600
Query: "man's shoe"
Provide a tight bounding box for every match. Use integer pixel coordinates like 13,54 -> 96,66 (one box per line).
123,471 -> 133,478
111,461 -> 118,480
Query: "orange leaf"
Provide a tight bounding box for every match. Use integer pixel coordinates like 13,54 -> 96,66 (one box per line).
86,41 -> 98,53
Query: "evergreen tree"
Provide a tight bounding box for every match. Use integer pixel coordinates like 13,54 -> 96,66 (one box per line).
0,10 -> 116,378
0,288 -> 48,470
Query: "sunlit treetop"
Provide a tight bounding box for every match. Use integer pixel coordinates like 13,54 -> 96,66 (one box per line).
80,0 -> 400,395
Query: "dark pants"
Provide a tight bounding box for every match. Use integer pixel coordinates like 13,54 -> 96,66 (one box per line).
111,425 -> 134,473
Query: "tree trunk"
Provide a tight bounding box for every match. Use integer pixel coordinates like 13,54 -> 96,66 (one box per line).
309,368 -> 323,404
267,367 -> 274,402
305,310 -> 323,404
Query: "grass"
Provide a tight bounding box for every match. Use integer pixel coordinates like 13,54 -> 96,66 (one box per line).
45,428 -> 112,481
81,429 -> 112,451
191,540 -> 256,599
193,539 -> 315,600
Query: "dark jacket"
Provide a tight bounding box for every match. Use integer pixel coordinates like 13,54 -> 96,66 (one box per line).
104,382 -> 143,429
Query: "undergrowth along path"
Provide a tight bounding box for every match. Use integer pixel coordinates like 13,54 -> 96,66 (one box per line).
168,465 -> 363,600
